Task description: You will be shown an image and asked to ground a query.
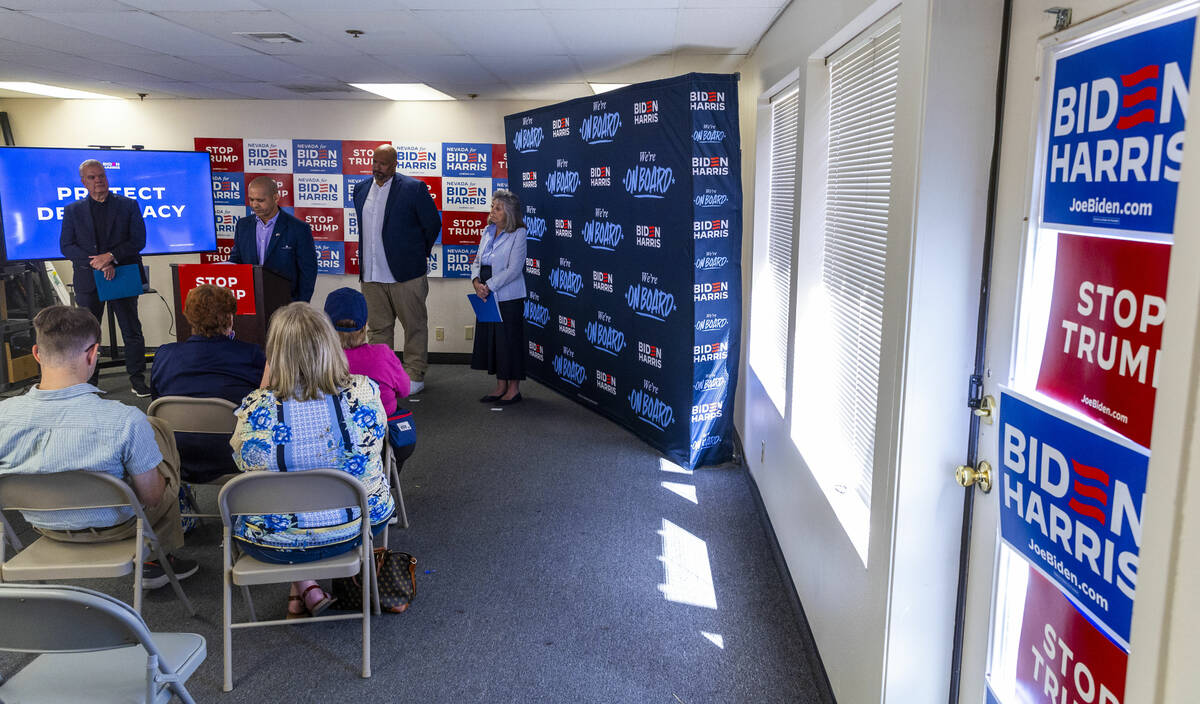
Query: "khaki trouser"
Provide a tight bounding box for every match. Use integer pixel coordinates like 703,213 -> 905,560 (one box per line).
362,276 -> 430,381
35,416 -> 185,554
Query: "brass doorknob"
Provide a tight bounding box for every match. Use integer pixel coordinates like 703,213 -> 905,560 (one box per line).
955,460 -> 992,493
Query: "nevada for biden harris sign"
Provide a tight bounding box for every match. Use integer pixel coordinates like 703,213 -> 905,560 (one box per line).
506,73 -> 741,469
1043,15 -> 1195,235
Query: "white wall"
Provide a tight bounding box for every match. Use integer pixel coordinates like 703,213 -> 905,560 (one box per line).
0,96 -> 543,352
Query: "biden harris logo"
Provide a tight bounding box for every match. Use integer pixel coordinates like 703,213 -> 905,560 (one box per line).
691,90 -> 726,111
629,387 -> 675,431
633,99 -> 660,125
294,140 -> 340,174
513,126 -> 545,153
396,145 -> 439,174
245,139 -> 291,172
528,341 -> 545,362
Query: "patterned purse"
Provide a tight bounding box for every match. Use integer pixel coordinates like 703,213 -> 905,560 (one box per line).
332,547 -> 417,613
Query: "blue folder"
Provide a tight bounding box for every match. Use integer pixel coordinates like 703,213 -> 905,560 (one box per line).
93,264 -> 143,301
468,293 -> 503,322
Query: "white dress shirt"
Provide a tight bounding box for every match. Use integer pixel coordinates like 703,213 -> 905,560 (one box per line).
362,177 -> 395,284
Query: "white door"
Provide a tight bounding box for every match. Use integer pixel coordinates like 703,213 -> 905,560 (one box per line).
957,1 -> 1199,701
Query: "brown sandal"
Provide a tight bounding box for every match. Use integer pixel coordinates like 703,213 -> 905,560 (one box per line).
302,583 -> 337,617
286,594 -> 309,620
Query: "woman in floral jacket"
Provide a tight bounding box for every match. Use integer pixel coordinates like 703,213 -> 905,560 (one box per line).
230,302 -> 394,618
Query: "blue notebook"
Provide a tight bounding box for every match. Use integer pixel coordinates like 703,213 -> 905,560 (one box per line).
93,263 -> 143,301
468,293 -> 503,322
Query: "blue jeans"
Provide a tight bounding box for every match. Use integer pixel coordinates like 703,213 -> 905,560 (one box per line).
236,519 -> 390,565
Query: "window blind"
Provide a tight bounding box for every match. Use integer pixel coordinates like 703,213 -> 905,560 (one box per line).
822,20 -> 900,508
751,84 -> 800,415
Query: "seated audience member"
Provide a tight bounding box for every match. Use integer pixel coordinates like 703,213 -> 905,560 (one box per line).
151,284 -> 266,483
323,286 -> 410,414
0,305 -> 197,588
230,302 -> 394,618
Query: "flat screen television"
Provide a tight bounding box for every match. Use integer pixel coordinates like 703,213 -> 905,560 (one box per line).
0,147 -> 217,262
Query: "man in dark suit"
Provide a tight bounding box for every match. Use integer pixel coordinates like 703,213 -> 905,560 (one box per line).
59,158 -> 149,396
227,176 -> 317,303
352,144 -> 441,393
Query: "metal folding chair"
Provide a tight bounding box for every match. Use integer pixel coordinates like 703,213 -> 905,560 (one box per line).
218,469 -> 379,691
0,583 -> 206,703
383,441 -> 410,529
0,470 -> 195,616
147,396 -> 239,522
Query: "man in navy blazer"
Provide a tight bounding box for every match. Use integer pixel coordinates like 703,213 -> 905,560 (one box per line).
352,144 -> 441,392
59,159 -> 149,395
227,176 -> 317,303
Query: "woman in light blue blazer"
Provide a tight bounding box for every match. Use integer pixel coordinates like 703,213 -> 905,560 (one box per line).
470,189 -> 528,405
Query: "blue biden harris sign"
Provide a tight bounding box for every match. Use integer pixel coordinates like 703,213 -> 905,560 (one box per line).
1042,16 -> 1195,236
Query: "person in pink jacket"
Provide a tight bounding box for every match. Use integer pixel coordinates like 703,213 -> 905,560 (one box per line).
324,287 -> 410,414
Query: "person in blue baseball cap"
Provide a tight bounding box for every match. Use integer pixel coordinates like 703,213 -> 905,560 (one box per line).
324,287 -> 410,415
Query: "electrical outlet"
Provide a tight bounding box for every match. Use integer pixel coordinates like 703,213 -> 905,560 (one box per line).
435,326 -> 445,341
465,325 -> 474,340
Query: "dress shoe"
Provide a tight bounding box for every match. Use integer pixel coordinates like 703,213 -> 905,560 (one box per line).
480,394 -> 501,403
496,393 -> 522,406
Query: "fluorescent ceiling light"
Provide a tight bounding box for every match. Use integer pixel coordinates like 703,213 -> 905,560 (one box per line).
589,83 -> 629,94
349,83 -> 455,101
0,82 -> 120,99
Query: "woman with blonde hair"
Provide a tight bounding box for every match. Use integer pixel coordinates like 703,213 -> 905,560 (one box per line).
230,302 -> 393,617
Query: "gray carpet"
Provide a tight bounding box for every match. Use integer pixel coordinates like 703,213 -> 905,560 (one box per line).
2,363 -> 833,703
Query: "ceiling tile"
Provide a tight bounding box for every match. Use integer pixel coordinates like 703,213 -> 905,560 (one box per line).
424,83 -> 514,100
403,0 -> 539,8
544,9 -> 678,55
476,54 -> 583,83
120,0 -> 268,9
412,10 -> 567,54
681,0 -> 786,6
273,54 -> 412,83
538,0 -> 679,7
1,0 -> 129,10
511,82 -> 592,101
674,7 -> 781,53
179,54 -> 328,82
281,11 -> 461,55
28,10 -> 255,55
0,9 -> 155,54
373,54 -> 500,85
114,80 -> 252,99
155,10 -> 345,55
194,81 -> 308,99
90,54 -> 247,82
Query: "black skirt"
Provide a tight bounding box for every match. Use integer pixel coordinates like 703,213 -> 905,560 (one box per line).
471,297 -> 526,380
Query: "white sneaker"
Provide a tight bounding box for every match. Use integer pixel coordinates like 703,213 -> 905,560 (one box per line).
409,380 -> 425,394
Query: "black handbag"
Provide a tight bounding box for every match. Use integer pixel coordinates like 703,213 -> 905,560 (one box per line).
331,548 -> 417,614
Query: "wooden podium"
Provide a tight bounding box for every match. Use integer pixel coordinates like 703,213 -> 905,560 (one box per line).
170,264 -> 293,346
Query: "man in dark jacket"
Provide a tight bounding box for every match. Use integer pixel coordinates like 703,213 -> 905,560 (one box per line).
59,158 -> 149,396
352,144 -> 441,392
227,176 -> 317,302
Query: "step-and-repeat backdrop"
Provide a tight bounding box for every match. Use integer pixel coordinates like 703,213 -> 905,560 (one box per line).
193,137 -> 508,278
506,73 -> 742,469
